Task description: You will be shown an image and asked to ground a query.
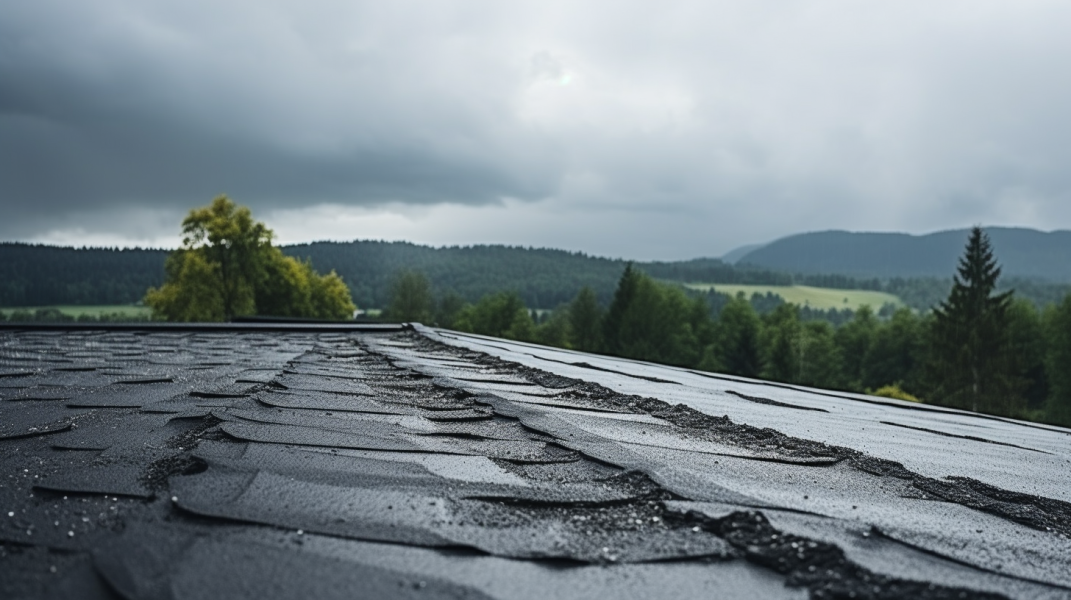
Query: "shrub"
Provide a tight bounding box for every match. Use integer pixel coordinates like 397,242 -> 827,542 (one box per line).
870,384 -> 922,403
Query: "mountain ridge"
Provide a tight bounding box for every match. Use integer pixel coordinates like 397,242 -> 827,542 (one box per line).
736,227 -> 1071,282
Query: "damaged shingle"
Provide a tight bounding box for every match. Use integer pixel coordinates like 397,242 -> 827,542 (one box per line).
1,325 -> 1069,600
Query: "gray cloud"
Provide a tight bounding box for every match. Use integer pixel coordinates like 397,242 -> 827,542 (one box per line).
3,0 -> 1071,257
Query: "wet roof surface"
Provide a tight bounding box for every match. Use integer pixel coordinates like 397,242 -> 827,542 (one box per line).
1,324 -> 1069,600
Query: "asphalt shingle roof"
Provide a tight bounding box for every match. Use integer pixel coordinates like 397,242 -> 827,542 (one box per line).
1,324 -> 1069,599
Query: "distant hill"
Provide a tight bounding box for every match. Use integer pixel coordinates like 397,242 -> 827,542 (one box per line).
719,243 -> 766,264
736,228 -> 1071,282
0,244 -> 168,307
7,232 -> 1070,313
0,241 -> 798,310
284,242 -> 793,308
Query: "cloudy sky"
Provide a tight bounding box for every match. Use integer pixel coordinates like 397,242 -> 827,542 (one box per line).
2,0 -> 1070,259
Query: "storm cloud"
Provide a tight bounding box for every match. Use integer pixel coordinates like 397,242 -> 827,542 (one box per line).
2,0 -> 1071,258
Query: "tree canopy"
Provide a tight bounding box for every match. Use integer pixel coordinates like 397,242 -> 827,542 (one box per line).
144,196 -> 355,321
925,227 -> 1022,415
386,270 -> 434,323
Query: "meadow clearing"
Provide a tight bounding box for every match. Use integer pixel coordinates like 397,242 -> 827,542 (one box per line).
0,305 -> 153,319
683,283 -> 904,311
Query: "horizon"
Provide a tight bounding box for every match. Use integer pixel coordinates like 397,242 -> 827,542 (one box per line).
5,224 -> 1071,265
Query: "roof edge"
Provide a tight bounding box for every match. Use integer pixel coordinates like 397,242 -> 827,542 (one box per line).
0,322 -> 408,333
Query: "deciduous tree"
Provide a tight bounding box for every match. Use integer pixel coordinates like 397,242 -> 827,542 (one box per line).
145,196 -> 355,321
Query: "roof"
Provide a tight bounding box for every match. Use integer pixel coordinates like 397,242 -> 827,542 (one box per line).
1,323 -> 1069,599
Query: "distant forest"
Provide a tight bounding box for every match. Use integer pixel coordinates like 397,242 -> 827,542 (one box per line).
2,241 -> 1068,314
737,227 -> 1071,281
0,244 -> 169,306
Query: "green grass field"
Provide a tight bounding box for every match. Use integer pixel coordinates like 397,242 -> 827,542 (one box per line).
684,284 -> 904,311
0,305 -> 153,318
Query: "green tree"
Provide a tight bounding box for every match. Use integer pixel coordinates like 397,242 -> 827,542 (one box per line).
861,308 -> 924,395
452,291 -> 535,341
255,253 -> 354,319
600,266 -> 709,367
834,305 -> 878,391
602,263 -> 641,354
798,320 -> 842,389
536,306 -> 573,348
1043,295 -> 1071,425
568,287 -> 603,351
713,294 -> 762,378
387,270 -> 434,323
435,291 -> 466,329
761,304 -> 801,383
924,227 -> 1022,415
145,196 -> 355,321
305,262 -> 357,319
1006,298 -> 1048,411
9,309 -> 33,322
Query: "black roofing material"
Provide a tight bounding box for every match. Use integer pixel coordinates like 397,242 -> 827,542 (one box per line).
878,420 -> 1050,453
725,389 -> 830,413
1,326 -> 1069,599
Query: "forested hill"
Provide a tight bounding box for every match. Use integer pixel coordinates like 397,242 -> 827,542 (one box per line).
1,241 -> 854,309
286,242 -> 624,309
737,227 -> 1071,282
0,244 -> 168,306
283,242 -> 814,308
8,238 -> 1068,310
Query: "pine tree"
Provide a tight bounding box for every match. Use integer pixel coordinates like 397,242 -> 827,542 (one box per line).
568,287 -> 603,352
835,305 -> 877,391
387,270 -> 434,323
1043,296 -> 1071,426
926,227 -> 1022,415
602,264 -> 640,355
715,295 -> 762,378
761,304 -> 801,383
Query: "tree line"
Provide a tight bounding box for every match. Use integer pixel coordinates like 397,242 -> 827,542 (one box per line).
0,244 -> 167,306
0,308 -> 152,323
7,238 -> 1068,317
386,229 -> 1071,427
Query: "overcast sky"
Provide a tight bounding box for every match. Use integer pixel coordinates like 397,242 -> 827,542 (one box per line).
2,0 -> 1070,259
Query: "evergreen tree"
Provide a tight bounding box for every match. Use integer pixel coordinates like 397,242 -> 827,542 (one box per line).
598,265 -> 709,367
387,270 -> 434,323
452,291 -> 534,341
714,294 -> 762,378
761,304 -> 801,383
1006,298 -> 1048,411
925,227 -> 1022,415
834,305 -> 878,391
568,286 -> 603,351
435,291 -> 466,328
1043,295 -> 1071,425
861,307 -> 924,395
602,264 -> 640,354
536,306 -> 573,348
798,321 -> 842,389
